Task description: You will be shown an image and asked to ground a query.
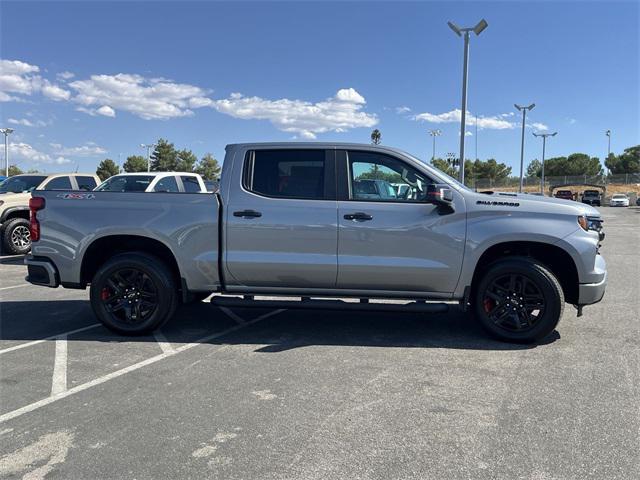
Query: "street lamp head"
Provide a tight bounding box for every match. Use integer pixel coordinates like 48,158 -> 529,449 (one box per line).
528,103 -> 536,110
533,132 -> 541,137
0,128 -> 15,135
515,104 -> 522,111
473,19 -> 488,35
550,132 -> 558,137
447,21 -> 462,36
605,130 -> 611,137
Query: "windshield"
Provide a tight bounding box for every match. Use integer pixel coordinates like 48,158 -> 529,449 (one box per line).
95,175 -> 154,192
0,175 -> 47,193
612,194 -> 627,199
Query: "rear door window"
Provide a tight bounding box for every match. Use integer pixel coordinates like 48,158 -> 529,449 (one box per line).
180,176 -> 201,192
152,176 -> 180,192
76,176 -> 98,190
244,149 -> 329,200
43,176 -> 73,190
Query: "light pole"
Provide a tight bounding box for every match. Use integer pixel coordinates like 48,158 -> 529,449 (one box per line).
428,129 -> 441,161
515,103 -> 535,192
0,128 -> 14,177
605,130 -> 611,176
448,18 -> 488,185
140,143 -> 156,172
533,131 -> 557,195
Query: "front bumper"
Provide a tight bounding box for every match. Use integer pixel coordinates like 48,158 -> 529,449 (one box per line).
577,254 -> 607,305
24,256 -> 60,288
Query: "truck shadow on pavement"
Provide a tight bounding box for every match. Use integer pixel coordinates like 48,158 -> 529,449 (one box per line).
1,299 -> 559,351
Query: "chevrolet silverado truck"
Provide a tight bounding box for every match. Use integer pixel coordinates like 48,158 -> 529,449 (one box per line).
0,173 -> 100,254
24,143 -> 607,343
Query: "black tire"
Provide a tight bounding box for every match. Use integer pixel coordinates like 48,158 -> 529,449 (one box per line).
474,258 -> 564,343
2,218 -> 31,255
89,252 -> 178,335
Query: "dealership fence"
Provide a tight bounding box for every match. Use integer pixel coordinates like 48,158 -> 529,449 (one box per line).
469,173 -> 640,191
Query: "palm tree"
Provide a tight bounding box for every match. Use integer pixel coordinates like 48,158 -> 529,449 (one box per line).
370,129 -> 381,145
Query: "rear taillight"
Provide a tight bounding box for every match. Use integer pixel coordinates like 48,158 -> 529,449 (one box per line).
29,197 -> 45,242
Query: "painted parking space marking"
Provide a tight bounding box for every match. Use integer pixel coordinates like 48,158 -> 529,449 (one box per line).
0,308 -> 286,424
220,306 -> 246,324
50,336 -> 68,396
0,285 -> 29,292
0,323 -> 101,356
153,331 -> 176,354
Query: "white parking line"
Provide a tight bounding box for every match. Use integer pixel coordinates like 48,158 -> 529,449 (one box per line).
153,331 -> 175,354
0,309 -> 286,424
0,284 -> 28,291
0,323 -> 101,356
220,306 -> 246,324
50,335 -> 68,396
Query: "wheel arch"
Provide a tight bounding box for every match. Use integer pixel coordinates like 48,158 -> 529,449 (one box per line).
80,235 -> 182,290
1,207 -> 30,224
470,241 -> 579,304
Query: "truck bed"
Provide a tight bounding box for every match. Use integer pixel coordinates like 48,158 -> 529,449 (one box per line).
30,191 -> 221,292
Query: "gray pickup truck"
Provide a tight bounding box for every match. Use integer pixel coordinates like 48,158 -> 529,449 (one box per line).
25,143 -> 607,343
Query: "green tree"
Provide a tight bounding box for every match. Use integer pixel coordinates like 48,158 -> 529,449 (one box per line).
176,149 -> 198,172
430,158 -> 456,177
526,159 -> 543,178
122,155 -> 148,173
96,158 -> 120,181
370,129 -> 381,145
544,153 -> 602,176
26,168 -> 40,173
8,165 -> 23,176
195,153 -> 221,180
472,158 -> 512,183
605,145 -> 640,174
150,138 -> 178,171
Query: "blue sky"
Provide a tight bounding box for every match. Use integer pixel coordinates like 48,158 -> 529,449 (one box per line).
1,0 -> 638,174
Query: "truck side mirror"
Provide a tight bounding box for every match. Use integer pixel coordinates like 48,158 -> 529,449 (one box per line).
425,183 -> 454,209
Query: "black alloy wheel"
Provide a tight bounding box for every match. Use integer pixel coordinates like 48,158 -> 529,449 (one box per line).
474,258 -> 564,343
90,253 -> 177,335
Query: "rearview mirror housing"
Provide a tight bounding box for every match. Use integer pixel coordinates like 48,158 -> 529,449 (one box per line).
425,183 -> 455,208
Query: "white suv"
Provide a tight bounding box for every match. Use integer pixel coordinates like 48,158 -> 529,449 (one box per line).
0,173 -> 101,254
94,172 -> 207,193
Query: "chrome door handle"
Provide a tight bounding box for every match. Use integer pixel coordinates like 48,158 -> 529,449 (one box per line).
344,212 -> 373,221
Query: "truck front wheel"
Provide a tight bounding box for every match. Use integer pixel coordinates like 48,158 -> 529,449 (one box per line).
89,253 -> 178,335
474,258 -> 564,343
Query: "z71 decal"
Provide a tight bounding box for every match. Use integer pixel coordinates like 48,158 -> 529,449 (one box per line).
56,193 -> 96,200
476,200 -> 520,207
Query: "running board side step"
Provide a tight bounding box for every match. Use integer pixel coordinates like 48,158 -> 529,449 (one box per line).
210,297 -> 449,313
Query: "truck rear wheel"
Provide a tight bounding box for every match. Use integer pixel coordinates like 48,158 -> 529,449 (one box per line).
89,253 -> 178,335
2,218 -> 31,255
474,258 -> 564,343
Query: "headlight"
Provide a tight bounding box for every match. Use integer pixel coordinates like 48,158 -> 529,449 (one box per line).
578,215 -> 603,232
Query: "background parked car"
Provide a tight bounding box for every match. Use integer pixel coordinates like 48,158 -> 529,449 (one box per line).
353,179 -> 398,200
95,172 -> 207,193
581,189 -> 602,206
554,189 -> 574,201
0,173 -> 100,254
609,193 -> 630,207
204,179 -> 219,193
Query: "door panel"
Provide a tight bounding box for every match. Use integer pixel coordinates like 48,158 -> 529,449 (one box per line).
337,201 -> 465,292
224,149 -> 338,289
336,150 -> 466,293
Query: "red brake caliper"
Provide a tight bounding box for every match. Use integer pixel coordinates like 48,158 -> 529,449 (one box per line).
101,287 -> 111,301
483,298 -> 494,313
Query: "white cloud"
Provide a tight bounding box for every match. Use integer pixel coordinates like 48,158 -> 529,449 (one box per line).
530,122 -> 549,131
50,142 -> 107,157
414,108 -> 515,130
8,118 -> 48,127
69,73 -> 213,120
41,80 -> 71,101
57,71 -> 75,81
9,142 -> 71,165
395,106 -> 411,114
96,105 -> 115,117
213,88 -> 378,139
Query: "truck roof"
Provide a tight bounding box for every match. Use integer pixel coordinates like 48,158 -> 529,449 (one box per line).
226,142 -> 415,157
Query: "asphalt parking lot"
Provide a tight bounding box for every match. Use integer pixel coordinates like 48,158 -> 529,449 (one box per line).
1,207 -> 638,480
